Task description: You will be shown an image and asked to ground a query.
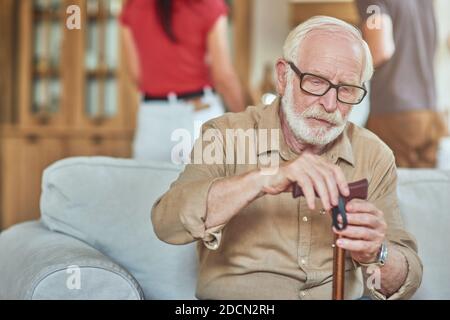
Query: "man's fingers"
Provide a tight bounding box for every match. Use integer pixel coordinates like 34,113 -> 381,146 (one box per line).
316,166 -> 339,207
336,238 -> 380,253
296,174 -> 316,210
289,154 -> 351,211
307,169 -> 331,211
333,225 -> 381,241
337,213 -> 381,229
346,199 -> 383,216
329,164 -> 349,197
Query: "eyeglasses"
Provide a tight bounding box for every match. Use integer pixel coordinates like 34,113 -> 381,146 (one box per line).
287,61 -> 367,105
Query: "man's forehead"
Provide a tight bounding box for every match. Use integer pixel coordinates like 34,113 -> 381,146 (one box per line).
298,30 -> 364,83
306,63 -> 361,84
299,31 -> 363,60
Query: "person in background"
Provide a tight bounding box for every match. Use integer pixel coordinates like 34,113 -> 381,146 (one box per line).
356,0 -> 448,168
120,0 -> 245,162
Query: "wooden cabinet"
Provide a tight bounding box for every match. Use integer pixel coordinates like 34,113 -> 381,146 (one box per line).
16,0 -> 137,129
0,126 -> 134,228
290,0 -> 360,27
0,127 -> 66,227
0,0 -> 138,229
66,130 -> 133,157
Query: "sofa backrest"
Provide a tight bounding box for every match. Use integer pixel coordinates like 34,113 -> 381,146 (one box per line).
40,157 -> 450,299
397,169 -> 450,300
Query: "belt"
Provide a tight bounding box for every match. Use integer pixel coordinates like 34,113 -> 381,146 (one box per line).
143,89 -> 213,111
143,89 -> 212,102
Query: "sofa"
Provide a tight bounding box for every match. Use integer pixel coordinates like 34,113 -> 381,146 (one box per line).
0,156 -> 449,299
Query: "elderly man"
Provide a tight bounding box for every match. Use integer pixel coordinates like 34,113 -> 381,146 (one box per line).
152,16 -> 422,300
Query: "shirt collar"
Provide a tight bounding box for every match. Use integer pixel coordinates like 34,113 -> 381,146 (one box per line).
256,96 -> 355,167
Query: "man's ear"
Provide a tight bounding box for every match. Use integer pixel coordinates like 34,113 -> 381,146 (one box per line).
275,59 -> 287,96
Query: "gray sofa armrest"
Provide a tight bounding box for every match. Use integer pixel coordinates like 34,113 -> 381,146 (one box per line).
0,221 -> 144,300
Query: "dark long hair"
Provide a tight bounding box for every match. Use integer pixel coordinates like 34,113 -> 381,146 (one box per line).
155,0 -> 177,43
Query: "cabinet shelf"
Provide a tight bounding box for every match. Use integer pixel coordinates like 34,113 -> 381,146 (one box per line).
33,10 -> 63,21
86,12 -> 116,21
33,68 -> 60,78
86,69 -> 116,78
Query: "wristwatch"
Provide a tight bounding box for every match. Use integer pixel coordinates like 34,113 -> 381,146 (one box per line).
357,241 -> 388,267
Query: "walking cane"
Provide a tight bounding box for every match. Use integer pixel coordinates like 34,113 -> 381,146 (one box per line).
293,179 -> 368,300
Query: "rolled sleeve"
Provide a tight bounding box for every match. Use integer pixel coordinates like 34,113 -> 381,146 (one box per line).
202,223 -> 226,250
151,174 -> 227,248
369,243 -> 423,300
176,177 -> 226,249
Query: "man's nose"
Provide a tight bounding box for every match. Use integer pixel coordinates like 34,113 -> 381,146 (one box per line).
319,87 -> 338,113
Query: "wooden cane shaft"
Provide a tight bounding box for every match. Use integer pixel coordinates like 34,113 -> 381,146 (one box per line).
332,234 -> 346,300
291,179 -> 369,300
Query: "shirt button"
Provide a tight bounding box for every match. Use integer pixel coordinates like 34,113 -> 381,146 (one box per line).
301,259 -> 307,265
320,209 -> 326,215
300,290 -> 307,297
302,216 -> 308,222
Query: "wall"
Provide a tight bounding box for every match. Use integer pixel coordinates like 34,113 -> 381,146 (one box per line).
250,0 -> 290,89
434,0 -> 450,125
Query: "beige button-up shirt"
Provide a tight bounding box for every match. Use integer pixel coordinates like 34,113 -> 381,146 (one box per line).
152,98 -> 422,300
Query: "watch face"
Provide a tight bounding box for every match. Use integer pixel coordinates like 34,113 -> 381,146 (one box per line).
379,242 -> 388,266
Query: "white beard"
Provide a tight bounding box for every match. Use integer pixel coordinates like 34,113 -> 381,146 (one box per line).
281,73 -> 348,146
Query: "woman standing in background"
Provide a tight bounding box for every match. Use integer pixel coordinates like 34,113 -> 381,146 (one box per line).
120,0 -> 245,162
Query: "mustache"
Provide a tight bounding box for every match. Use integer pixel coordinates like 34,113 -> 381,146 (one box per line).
301,106 -> 344,125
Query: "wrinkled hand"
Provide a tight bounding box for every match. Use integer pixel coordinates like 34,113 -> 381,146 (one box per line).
334,199 -> 387,264
260,152 -> 350,211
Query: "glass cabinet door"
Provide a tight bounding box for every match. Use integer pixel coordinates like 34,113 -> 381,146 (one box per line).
84,0 -> 122,123
32,0 -> 64,120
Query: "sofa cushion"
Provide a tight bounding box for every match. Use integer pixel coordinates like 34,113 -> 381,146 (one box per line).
397,169 -> 450,299
0,221 -> 143,300
40,157 -> 197,299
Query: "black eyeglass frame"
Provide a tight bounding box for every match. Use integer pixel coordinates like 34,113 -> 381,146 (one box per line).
286,61 -> 368,105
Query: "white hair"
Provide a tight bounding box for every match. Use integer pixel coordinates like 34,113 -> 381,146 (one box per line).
283,16 -> 374,83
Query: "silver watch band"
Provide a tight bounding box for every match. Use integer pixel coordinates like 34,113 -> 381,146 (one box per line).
358,241 -> 388,267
